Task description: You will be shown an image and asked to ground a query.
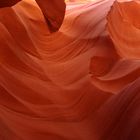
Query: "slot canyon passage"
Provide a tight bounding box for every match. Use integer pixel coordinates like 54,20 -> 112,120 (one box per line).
0,0 -> 140,139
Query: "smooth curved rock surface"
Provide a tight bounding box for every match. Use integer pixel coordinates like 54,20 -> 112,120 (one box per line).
0,0 -> 139,139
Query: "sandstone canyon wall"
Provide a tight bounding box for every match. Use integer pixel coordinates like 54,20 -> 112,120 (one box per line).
0,0 -> 140,140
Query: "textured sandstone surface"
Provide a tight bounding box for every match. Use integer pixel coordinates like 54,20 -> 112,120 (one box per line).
0,0 -> 139,139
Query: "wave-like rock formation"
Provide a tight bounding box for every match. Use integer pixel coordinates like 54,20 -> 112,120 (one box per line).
0,0 -> 139,139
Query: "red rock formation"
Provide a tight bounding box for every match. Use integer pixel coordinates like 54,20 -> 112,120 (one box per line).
0,0 -> 139,139
0,0 -> 21,8
35,0 -> 66,32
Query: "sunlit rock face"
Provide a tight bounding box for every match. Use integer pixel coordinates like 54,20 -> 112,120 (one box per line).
0,0 -> 139,140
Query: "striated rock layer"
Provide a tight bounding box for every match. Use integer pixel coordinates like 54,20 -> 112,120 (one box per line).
0,0 -> 140,139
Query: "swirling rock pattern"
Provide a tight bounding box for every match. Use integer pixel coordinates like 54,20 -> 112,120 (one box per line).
0,0 -> 139,139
